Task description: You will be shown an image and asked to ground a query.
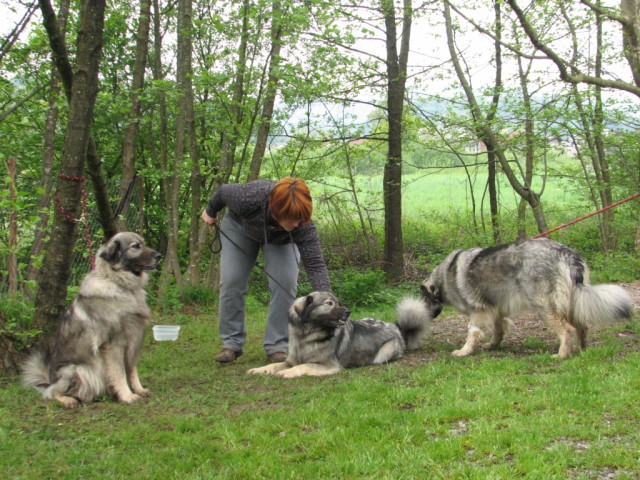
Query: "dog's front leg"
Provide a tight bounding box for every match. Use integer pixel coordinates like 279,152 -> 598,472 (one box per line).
128,365 -> 150,397
276,363 -> 341,378
102,345 -> 142,404
247,362 -> 290,375
452,320 -> 485,357
126,337 -> 150,397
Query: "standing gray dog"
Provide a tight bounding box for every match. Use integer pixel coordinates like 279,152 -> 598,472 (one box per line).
247,291 -> 431,378
420,238 -> 632,358
22,232 -> 161,408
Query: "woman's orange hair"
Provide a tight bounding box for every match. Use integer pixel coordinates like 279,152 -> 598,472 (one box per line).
269,177 -> 313,225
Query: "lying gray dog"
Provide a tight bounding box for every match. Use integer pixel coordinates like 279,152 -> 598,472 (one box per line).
247,291 -> 431,378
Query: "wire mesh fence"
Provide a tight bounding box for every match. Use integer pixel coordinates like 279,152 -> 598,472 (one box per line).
1,176 -> 145,295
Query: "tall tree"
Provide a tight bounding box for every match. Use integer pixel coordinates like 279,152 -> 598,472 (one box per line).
38,0 -> 116,240
443,0 -> 548,235
150,0 -> 169,251
247,0 -> 286,181
507,0 -> 636,248
507,0 -> 640,96
382,0 -> 412,281
116,0 -> 152,230
26,0 -> 71,281
160,0 -> 193,291
33,0 -> 107,335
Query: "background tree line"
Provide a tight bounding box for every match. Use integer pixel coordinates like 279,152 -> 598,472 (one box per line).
0,0 -> 638,367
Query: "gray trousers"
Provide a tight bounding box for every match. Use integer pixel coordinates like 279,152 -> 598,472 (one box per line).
218,214 -> 299,355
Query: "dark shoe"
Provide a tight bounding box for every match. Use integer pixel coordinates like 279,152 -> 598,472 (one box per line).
266,351 -> 287,364
216,348 -> 243,363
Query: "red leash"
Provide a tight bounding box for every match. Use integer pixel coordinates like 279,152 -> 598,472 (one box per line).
55,173 -> 95,269
533,192 -> 640,238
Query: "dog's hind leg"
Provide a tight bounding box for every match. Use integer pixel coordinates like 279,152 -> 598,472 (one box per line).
546,313 -> 578,358
43,373 -> 80,409
484,317 -> 511,350
372,339 -> 404,364
573,323 -> 588,351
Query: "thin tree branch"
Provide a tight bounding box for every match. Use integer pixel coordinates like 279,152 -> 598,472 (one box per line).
506,0 -> 640,98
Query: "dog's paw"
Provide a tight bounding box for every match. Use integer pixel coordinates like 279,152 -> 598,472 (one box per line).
134,388 -> 152,397
118,393 -> 143,404
247,367 -> 270,375
275,369 -> 303,379
55,395 -> 80,409
451,349 -> 472,357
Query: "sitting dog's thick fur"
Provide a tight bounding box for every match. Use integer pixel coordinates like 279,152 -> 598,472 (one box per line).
247,291 -> 431,378
420,238 -> 632,358
21,232 -> 161,408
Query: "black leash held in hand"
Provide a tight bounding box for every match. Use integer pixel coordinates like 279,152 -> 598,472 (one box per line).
208,223 -> 297,302
208,223 -> 222,254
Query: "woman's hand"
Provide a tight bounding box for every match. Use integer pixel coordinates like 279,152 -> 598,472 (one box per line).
201,210 -> 217,226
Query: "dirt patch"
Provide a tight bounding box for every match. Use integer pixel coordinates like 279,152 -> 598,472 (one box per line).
402,281 -> 640,364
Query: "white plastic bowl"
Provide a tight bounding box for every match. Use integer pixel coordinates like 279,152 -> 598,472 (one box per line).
152,325 -> 181,341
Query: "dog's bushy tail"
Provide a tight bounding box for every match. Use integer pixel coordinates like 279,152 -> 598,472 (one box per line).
396,296 -> 432,350
21,350 -> 51,392
572,284 -> 633,327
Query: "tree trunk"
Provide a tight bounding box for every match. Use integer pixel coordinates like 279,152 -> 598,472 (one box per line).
486,0 -> 503,243
622,0 -> 640,85
382,0 -> 411,281
0,308 -> 24,373
487,151 -> 499,242
116,0 -> 151,231
247,0 -> 284,181
33,0 -> 106,337
8,158 -> 18,293
444,1 -> 548,235
151,0 -> 169,252
516,44 -> 539,239
561,2 -> 615,251
185,37 -> 202,285
27,0 -> 71,282
219,0 -> 249,183
593,7 -> 616,250
38,0 -> 116,240
160,0 -> 192,292
636,210 -> 640,250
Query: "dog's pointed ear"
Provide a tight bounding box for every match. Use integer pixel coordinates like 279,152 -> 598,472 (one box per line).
298,294 -> 314,323
100,238 -> 122,264
421,283 -> 442,304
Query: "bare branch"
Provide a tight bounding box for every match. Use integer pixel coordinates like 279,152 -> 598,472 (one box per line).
506,0 -> 640,98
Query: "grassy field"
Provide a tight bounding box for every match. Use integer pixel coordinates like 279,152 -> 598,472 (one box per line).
2,296 -> 639,479
317,170 -> 580,219
313,170 -> 640,277
1,168 -> 638,478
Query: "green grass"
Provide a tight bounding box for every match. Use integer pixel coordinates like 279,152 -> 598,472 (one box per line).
2,298 -> 639,479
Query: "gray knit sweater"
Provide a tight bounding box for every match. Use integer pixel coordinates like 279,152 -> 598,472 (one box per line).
206,180 -> 331,291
